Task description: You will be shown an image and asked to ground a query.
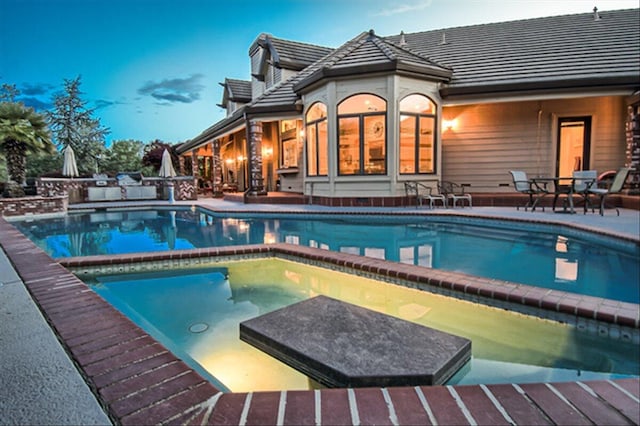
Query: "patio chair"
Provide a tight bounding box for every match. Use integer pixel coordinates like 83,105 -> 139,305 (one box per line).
571,170 -> 598,213
438,181 -> 472,208
404,181 -> 446,209
509,170 -> 548,211
587,167 -> 630,216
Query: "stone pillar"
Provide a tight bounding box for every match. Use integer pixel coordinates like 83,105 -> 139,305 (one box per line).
178,155 -> 186,175
191,150 -> 200,192
626,94 -> 640,194
212,140 -> 224,197
191,150 -> 199,180
247,120 -> 267,195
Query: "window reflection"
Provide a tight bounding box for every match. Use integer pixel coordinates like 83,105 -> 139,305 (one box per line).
400,245 -> 433,267
555,236 -> 577,282
364,247 -> 385,259
555,258 -> 578,282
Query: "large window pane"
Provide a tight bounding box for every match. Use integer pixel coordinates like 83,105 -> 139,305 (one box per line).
339,94 -> 386,114
364,115 -> 386,174
338,116 -> 360,175
400,94 -> 435,114
307,127 -> 318,175
307,103 -> 327,121
400,115 -> 416,173
337,94 -> 387,176
305,102 -> 328,177
318,121 -> 328,175
418,116 -> 435,173
399,94 -> 437,175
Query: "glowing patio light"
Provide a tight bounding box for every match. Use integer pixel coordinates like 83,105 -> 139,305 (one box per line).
442,118 -> 458,131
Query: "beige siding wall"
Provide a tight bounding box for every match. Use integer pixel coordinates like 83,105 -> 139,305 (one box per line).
442,95 -> 627,192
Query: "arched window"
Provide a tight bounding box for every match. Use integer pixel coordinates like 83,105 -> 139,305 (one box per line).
337,94 -> 387,175
305,102 -> 328,176
399,94 -> 436,174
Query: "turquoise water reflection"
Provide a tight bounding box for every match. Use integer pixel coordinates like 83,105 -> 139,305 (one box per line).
88,263 -> 639,392
13,208 -> 640,303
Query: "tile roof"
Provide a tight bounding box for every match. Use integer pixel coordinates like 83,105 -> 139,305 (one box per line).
265,36 -> 334,70
221,78 -> 252,104
247,29 -> 449,114
393,8 -> 640,96
182,8 -> 639,151
293,30 -> 452,93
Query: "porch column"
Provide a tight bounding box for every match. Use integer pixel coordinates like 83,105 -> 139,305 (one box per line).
212,140 -> 224,197
191,150 -> 200,183
178,155 -> 186,175
247,120 -> 266,195
626,94 -> 640,194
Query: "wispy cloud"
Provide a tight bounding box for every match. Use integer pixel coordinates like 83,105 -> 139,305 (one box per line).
137,74 -> 205,104
19,82 -> 55,96
17,96 -> 52,111
94,99 -> 126,110
374,0 -> 432,17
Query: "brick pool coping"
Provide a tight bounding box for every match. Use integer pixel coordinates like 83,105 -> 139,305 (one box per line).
1,216 -> 639,425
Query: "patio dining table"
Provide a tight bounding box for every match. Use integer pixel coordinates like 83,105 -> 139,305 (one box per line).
530,177 -> 579,214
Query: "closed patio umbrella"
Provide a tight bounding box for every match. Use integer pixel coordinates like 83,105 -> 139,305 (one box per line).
159,149 -> 176,203
62,145 -> 79,178
159,149 -> 176,178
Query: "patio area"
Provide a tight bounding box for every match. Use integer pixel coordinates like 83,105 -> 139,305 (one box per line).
1,198 -> 638,425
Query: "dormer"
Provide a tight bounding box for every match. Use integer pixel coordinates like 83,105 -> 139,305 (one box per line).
217,78 -> 252,116
249,33 -> 333,99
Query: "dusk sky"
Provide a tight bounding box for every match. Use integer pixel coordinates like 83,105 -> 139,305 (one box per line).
1,0 -> 638,146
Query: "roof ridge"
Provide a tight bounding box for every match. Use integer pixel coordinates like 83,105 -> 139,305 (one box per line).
400,7 -> 637,38
369,31 -> 398,61
322,31 -> 371,68
225,77 -> 251,83
267,34 -> 334,51
378,32 -> 453,71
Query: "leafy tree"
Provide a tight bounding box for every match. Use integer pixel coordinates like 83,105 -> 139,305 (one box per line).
0,102 -> 54,195
142,140 -> 178,173
26,150 -> 64,177
47,76 -> 109,175
101,139 -> 145,174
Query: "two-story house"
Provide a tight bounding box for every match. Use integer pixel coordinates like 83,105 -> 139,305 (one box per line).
177,7 -> 639,206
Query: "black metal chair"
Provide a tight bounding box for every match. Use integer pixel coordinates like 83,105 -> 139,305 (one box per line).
587,167 -> 630,216
509,170 -> 548,211
438,181 -> 472,208
572,170 -> 598,213
404,181 -> 446,209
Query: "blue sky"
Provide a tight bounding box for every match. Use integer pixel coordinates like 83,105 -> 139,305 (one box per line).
1,0 -> 637,145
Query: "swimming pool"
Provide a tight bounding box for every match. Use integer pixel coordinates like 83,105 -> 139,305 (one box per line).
12,207 -> 640,303
87,259 -> 640,393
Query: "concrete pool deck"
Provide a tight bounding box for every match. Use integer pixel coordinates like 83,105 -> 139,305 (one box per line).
1,199 -> 639,425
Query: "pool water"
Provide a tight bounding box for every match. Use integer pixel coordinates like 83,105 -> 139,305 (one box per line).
14,208 -> 640,303
87,259 -> 640,393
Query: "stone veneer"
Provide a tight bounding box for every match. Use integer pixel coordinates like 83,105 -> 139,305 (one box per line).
37,177 -> 198,203
0,195 -> 67,217
1,217 -> 638,425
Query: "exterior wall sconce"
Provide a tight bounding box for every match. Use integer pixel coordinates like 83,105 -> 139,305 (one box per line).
442,119 -> 458,131
262,147 -> 273,158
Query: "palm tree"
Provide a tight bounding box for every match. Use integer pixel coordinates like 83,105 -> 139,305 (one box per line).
0,102 -> 53,196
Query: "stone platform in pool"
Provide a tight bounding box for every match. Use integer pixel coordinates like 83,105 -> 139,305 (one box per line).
240,295 -> 471,387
